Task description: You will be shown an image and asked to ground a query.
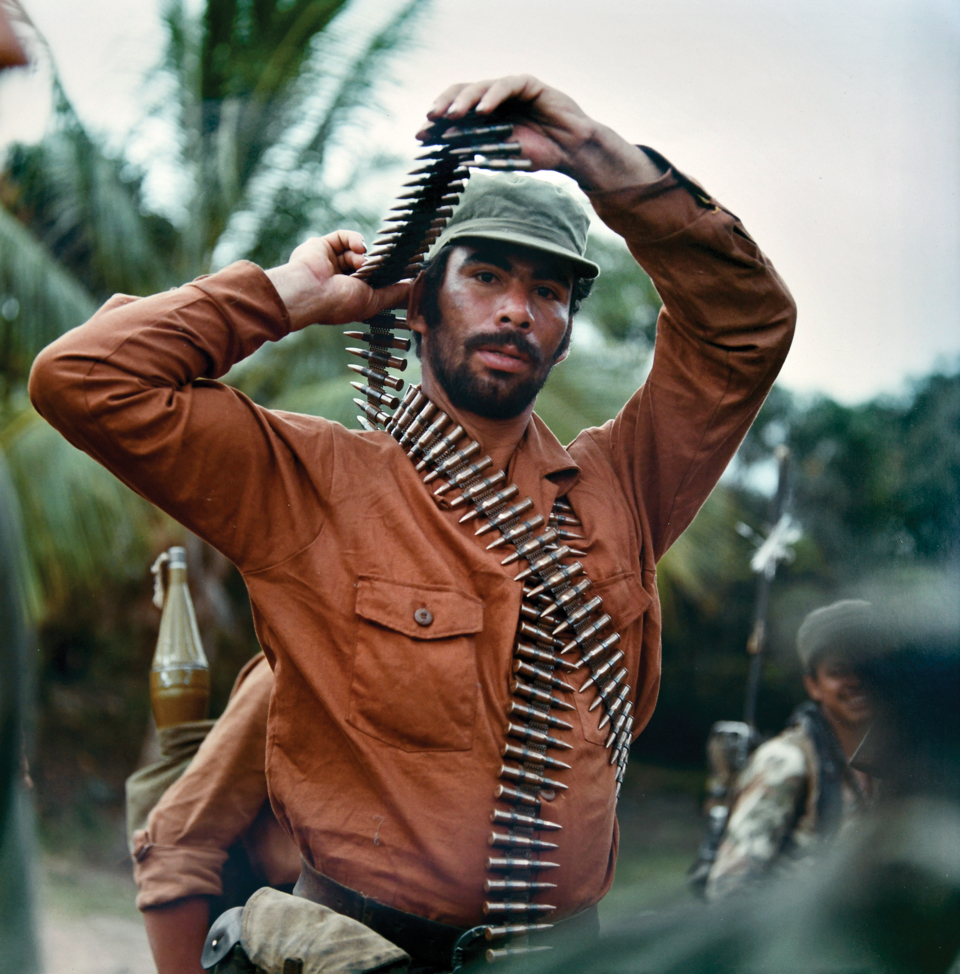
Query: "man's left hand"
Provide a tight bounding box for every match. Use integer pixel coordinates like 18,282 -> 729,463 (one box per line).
418,75 -> 662,192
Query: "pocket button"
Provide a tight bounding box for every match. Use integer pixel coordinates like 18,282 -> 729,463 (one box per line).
414,607 -> 434,627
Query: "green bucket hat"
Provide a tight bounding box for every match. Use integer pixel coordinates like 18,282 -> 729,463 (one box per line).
430,171 -> 600,279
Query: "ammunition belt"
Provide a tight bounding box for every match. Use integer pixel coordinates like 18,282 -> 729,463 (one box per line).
353,110 -> 531,289
342,115 -> 633,965
344,384 -> 634,964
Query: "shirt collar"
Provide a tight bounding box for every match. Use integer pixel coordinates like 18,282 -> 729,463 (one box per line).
519,411 -> 581,492
421,383 -> 581,491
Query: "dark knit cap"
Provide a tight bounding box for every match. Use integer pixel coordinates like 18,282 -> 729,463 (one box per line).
797,599 -> 876,670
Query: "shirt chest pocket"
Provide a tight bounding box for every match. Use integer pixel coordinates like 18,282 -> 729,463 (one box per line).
347,577 -> 484,752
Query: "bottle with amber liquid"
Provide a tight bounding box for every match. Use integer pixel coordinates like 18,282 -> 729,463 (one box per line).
149,545 -> 210,728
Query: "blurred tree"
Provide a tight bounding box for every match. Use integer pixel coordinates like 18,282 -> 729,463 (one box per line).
0,0 -> 429,607
640,367 -> 960,765
0,0 -> 430,849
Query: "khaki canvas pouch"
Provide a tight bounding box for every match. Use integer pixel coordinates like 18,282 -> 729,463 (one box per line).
241,887 -> 410,974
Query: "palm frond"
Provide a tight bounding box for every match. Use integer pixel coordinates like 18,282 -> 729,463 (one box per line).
297,0 -> 429,167
44,87 -> 178,295
0,447 -> 39,622
582,233 -> 661,346
535,324 -> 650,446
0,206 -> 95,382
1,407 -> 165,611
211,0 -> 430,268
658,486 -> 748,623
3,87 -> 180,302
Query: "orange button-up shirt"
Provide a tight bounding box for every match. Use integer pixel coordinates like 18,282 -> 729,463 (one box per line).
30,163 -> 795,927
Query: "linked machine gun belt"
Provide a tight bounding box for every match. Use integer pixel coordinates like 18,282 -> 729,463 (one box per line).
341,113 -> 633,967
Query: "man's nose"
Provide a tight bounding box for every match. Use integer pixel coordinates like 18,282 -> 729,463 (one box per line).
497,282 -> 532,328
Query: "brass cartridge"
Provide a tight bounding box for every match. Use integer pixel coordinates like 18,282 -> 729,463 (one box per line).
561,614 -> 613,654
488,830 -> 559,850
490,808 -> 562,830
472,496 -> 534,533
501,742 -> 571,771
507,701 -> 572,731
499,765 -> 567,792
506,722 -> 572,750
579,650 -> 625,691
510,680 -> 575,712
459,484 -> 521,523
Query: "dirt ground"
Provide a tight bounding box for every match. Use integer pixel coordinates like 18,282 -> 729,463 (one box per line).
38,857 -> 153,974
35,762 -> 705,973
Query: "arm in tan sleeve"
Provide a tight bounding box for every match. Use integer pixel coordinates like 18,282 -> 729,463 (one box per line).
27,262 -> 332,570
705,735 -> 810,900
586,154 -> 797,560
132,655 -> 288,909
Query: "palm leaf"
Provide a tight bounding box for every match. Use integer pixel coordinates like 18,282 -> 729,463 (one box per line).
215,0 -> 430,268
0,206 -> 95,380
1,407 -> 164,611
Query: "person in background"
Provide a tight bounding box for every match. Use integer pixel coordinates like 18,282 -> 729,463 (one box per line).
706,599 -> 876,899
130,654 -> 300,974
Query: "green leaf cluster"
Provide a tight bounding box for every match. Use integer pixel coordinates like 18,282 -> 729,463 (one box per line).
0,0 -> 429,615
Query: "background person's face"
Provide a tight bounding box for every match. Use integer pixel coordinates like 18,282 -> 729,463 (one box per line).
804,657 -> 873,729
417,243 -> 573,420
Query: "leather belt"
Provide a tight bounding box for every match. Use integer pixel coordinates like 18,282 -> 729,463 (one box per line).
293,858 -> 599,970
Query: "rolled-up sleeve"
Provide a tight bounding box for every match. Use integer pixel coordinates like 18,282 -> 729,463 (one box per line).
133,655 -> 280,909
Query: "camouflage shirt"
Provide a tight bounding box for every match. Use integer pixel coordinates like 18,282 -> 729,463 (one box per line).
706,705 -> 873,899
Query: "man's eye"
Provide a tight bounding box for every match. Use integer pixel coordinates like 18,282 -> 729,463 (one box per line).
536,286 -> 559,300
476,271 -> 497,283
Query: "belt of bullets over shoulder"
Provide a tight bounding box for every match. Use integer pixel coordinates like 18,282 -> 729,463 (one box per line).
343,114 -> 634,966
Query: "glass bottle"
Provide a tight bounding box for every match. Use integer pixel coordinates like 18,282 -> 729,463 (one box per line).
149,545 -> 210,727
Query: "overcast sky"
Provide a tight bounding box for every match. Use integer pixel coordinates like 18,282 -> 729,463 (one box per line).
2,0 -> 958,404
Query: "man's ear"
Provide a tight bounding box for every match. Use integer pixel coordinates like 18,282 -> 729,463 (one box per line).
552,317 -> 573,365
803,672 -> 823,703
407,272 -> 428,338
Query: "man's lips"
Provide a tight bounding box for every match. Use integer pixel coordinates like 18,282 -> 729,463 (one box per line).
474,345 -> 531,374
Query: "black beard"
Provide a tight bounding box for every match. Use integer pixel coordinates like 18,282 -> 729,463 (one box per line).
426,330 -> 555,420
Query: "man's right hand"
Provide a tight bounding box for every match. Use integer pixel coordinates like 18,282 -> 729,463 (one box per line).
266,230 -> 411,331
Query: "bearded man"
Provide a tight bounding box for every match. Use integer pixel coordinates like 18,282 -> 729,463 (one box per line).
30,76 -> 795,972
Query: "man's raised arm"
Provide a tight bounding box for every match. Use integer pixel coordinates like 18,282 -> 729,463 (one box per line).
430,76 -> 796,560
28,233 -> 408,571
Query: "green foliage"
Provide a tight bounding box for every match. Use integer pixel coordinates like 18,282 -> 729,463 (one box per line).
581,231 -> 661,346
1,407 -> 164,614
0,208 -> 95,389
749,369 -> 960,571
2,89 -> 178,303
0,0 -> 431,608
0,0 -> 430,849
162,0 -> 428,270
642,367 -> 960,763
529,231 -> 661,443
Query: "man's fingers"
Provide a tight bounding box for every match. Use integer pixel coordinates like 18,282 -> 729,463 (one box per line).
475,75 -> 544,115
325,229 -> 366,256
368,280 -> 412,316
345,250 -> 366,271
427,83 -> 463,119
441,79 -> 497,118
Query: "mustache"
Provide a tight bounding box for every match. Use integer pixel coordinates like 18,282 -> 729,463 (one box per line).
463,331 -> 543,368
